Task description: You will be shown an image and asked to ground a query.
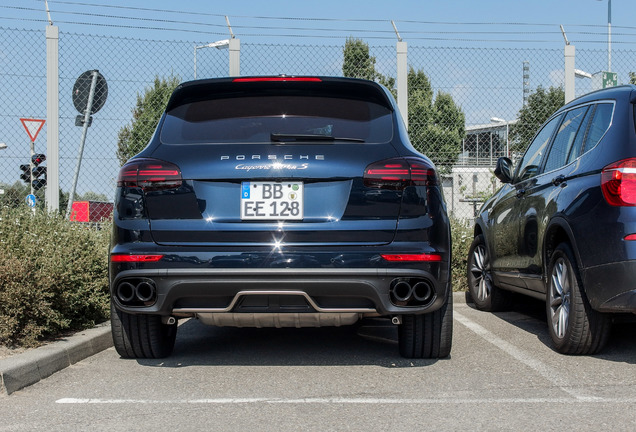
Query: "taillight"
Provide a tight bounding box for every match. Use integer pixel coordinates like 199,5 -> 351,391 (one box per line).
364,158 -> 437,190
601,158 -> 636,206
110,254 -> 164,263
117,158 -> 182,191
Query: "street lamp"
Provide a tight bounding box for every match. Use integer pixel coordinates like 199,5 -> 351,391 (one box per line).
490,117 -> 509,158
194,39 -> 230,79
575,69 -> 593,79
596,0 -> 612,72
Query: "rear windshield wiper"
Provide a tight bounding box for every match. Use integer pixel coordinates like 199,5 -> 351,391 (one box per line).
270,133 -> 365,143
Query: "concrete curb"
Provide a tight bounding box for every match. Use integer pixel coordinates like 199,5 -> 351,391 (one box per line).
0,322 -> 112,396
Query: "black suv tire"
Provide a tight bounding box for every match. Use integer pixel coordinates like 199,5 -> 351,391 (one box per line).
467,235 -> 511,312
111,303 -> 177,359
546,243 -> 611,355
398,286 -> 453,358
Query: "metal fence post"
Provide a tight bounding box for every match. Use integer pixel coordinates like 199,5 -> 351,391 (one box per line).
396,41 -> 408,129
229,38 -> 240,76
45,25 -> 59,212
564,44 -> 575,103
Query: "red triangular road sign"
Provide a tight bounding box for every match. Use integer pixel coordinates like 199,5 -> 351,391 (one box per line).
20,118 -> 46,142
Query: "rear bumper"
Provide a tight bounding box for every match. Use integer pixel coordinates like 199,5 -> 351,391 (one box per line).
110,267 -> 449,317
583,260 -> 636,313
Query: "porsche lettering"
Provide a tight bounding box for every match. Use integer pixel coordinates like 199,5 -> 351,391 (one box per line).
221,155 -> 325,161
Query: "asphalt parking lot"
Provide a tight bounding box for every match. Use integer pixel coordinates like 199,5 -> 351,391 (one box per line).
0,292 -> 635,431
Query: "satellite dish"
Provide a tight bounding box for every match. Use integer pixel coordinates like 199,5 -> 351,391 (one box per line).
72,70 -> 108,115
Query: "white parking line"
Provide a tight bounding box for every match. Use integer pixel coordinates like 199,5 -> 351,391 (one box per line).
56,397 -> 636,405
454,311 -> 597,401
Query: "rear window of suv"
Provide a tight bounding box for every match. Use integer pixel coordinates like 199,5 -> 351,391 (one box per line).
160,95 -> 394,144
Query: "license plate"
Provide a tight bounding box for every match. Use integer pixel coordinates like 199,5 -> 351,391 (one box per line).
240,181 -> 304,220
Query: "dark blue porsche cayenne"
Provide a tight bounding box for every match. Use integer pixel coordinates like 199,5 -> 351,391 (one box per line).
109,76 -> 452,359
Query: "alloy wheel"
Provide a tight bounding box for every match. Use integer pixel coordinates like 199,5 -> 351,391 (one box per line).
549,257 -> 571,339
470,244 -> 493,302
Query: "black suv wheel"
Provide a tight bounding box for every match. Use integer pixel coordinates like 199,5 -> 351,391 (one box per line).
111,303 -> 177,359
398,286 -> 453,358
546,243 -> 610,355
467,235 -> 510,312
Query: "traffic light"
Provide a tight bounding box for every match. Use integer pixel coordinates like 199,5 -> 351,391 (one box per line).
32,153 -> 46,165
20,164 -> 31,184
31,154 -> 46,191
19,154 -> 47,190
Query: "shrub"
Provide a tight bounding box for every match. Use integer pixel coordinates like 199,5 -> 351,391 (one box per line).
450,215 -> 472,292
0,206 -> 110,347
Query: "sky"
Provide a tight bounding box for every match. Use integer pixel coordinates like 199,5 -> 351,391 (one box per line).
1,0 -> 635,50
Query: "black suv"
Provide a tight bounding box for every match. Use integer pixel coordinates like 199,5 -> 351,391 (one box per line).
468,85 -> 636,354
110,76 -> 452,359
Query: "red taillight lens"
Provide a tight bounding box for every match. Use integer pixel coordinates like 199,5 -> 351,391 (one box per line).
117,158 -> 182,191
381,254 -> 442,262
232,77 -> 322,83
625,234 -> 636,241
364,158 -> 437,190
601,158 -> 636,206
110,254 -> 164,263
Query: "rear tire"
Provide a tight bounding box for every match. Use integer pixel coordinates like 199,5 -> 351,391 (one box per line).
467,234 -> 511,311
398,286 -> 453,359
110,302 -> 177,359
546,243 -> 610,355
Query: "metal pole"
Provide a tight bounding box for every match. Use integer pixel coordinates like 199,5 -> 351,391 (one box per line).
229,38 -> 240,77
564,44 -> 575,103
396,41 -> 408,130
476,134 -> 479,165
462,137 -> 465,164
44,0 -> 53,25
506,122 -> 509,158
46,25 -> 59,212
29,140 -> 34,198
65,70 -> 98,220
608,0 -> 612,72
28,139 -> 35,214
489,129 -> 493,166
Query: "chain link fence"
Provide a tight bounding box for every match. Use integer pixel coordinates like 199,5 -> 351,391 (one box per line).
1,26 -> 634,223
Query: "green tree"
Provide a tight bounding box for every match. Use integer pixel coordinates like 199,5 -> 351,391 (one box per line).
342,37 -> 377,81
630,72 -> 636,85
342,38 -> 396,97
407,68 -> 465,167
341,41 -> 465,168
116,75 -> 180,165
509,85 -> 564,153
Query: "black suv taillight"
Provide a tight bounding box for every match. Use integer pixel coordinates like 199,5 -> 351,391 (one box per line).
117,158 -> 183,191
363,158 -> 437,190
601,158 -> 636,206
